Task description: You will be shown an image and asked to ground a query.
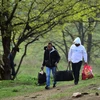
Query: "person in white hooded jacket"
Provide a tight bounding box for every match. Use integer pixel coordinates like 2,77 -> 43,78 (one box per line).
68,37 -> 88,85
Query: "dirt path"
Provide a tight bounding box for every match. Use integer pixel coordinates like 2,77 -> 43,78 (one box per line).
2,84 -> 100,100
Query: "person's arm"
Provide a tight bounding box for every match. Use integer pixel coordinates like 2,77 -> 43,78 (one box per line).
68,46 -> 72,64
41,51 -> 46,70
56,50 -> 60,63
82,46 -> 88,65
54,50 -> 60,66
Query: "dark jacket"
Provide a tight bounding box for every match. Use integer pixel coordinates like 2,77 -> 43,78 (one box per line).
8,53 -> 14,68
42,47 -> 60,68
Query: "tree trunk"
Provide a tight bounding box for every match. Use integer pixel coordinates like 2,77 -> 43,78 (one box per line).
0,0 -> 12,80
87,33 -> 92,63
62,31 -> 68,61
1,28 -> 11,80
87,18 -> 94,63
78,22 -> 84,45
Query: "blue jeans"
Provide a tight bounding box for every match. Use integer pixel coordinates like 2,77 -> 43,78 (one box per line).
46,67 -> 56,87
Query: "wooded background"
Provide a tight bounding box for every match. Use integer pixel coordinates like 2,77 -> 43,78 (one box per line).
0,0 -> 100,80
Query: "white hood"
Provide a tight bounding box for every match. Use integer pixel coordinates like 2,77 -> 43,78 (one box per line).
73,37 -> 81,44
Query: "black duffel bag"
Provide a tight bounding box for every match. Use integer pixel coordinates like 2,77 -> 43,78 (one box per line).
38,70 -> 46,85
54,66 -> 74,81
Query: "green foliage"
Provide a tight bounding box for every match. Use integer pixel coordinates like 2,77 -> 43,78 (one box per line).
1,0 -> 100,80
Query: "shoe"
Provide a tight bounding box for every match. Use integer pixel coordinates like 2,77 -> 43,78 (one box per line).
53,84 -> 56,88
74,82 -> 78,85
45,86 -> 50,89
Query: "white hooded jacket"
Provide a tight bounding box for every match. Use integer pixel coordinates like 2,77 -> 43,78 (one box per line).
68,37 -> 87,63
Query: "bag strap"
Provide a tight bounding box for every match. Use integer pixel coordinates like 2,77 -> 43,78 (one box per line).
67,63 -> 71,70
56,66 -> 59,71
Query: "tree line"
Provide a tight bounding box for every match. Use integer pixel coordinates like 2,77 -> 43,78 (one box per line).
0,0 -> 100,80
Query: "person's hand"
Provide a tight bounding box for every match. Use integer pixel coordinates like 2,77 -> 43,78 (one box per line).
55,62 -> 57,67
14,64 -> 16,67
41,66 -> 44,70
84,62 -> 88,65
68,61 -> 71,66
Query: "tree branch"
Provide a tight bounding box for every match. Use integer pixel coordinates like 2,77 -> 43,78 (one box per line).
12,36 -> 38,80
6,3 -> 18,24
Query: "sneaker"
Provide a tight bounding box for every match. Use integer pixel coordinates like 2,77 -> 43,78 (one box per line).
45,86 -> 50,89
74,82 -> 78,85
53,84 -> 56,88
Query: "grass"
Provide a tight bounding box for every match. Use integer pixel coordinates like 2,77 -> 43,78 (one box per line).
49,75 -> 100,100
0,68 -> 100,100
0,76 -> 44,99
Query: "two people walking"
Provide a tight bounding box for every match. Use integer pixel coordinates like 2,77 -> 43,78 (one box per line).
42,37 -> 88,89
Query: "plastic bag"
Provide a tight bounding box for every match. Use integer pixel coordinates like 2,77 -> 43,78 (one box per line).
82,64 -> 94,80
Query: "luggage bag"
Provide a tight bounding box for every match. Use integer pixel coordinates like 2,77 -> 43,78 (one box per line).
38,70 -> 46,85
55,66 -> 74,81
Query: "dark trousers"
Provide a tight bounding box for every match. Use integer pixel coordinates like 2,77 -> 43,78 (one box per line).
11,64 -> 16,76
72,61 -> 82,83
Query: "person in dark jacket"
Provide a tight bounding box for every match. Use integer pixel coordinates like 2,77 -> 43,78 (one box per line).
8,50 -> 16,77
8,47 -> 19,77
41,42 -> 60,89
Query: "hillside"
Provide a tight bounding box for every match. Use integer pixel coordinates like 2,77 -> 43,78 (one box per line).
2,75 -> 100,100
